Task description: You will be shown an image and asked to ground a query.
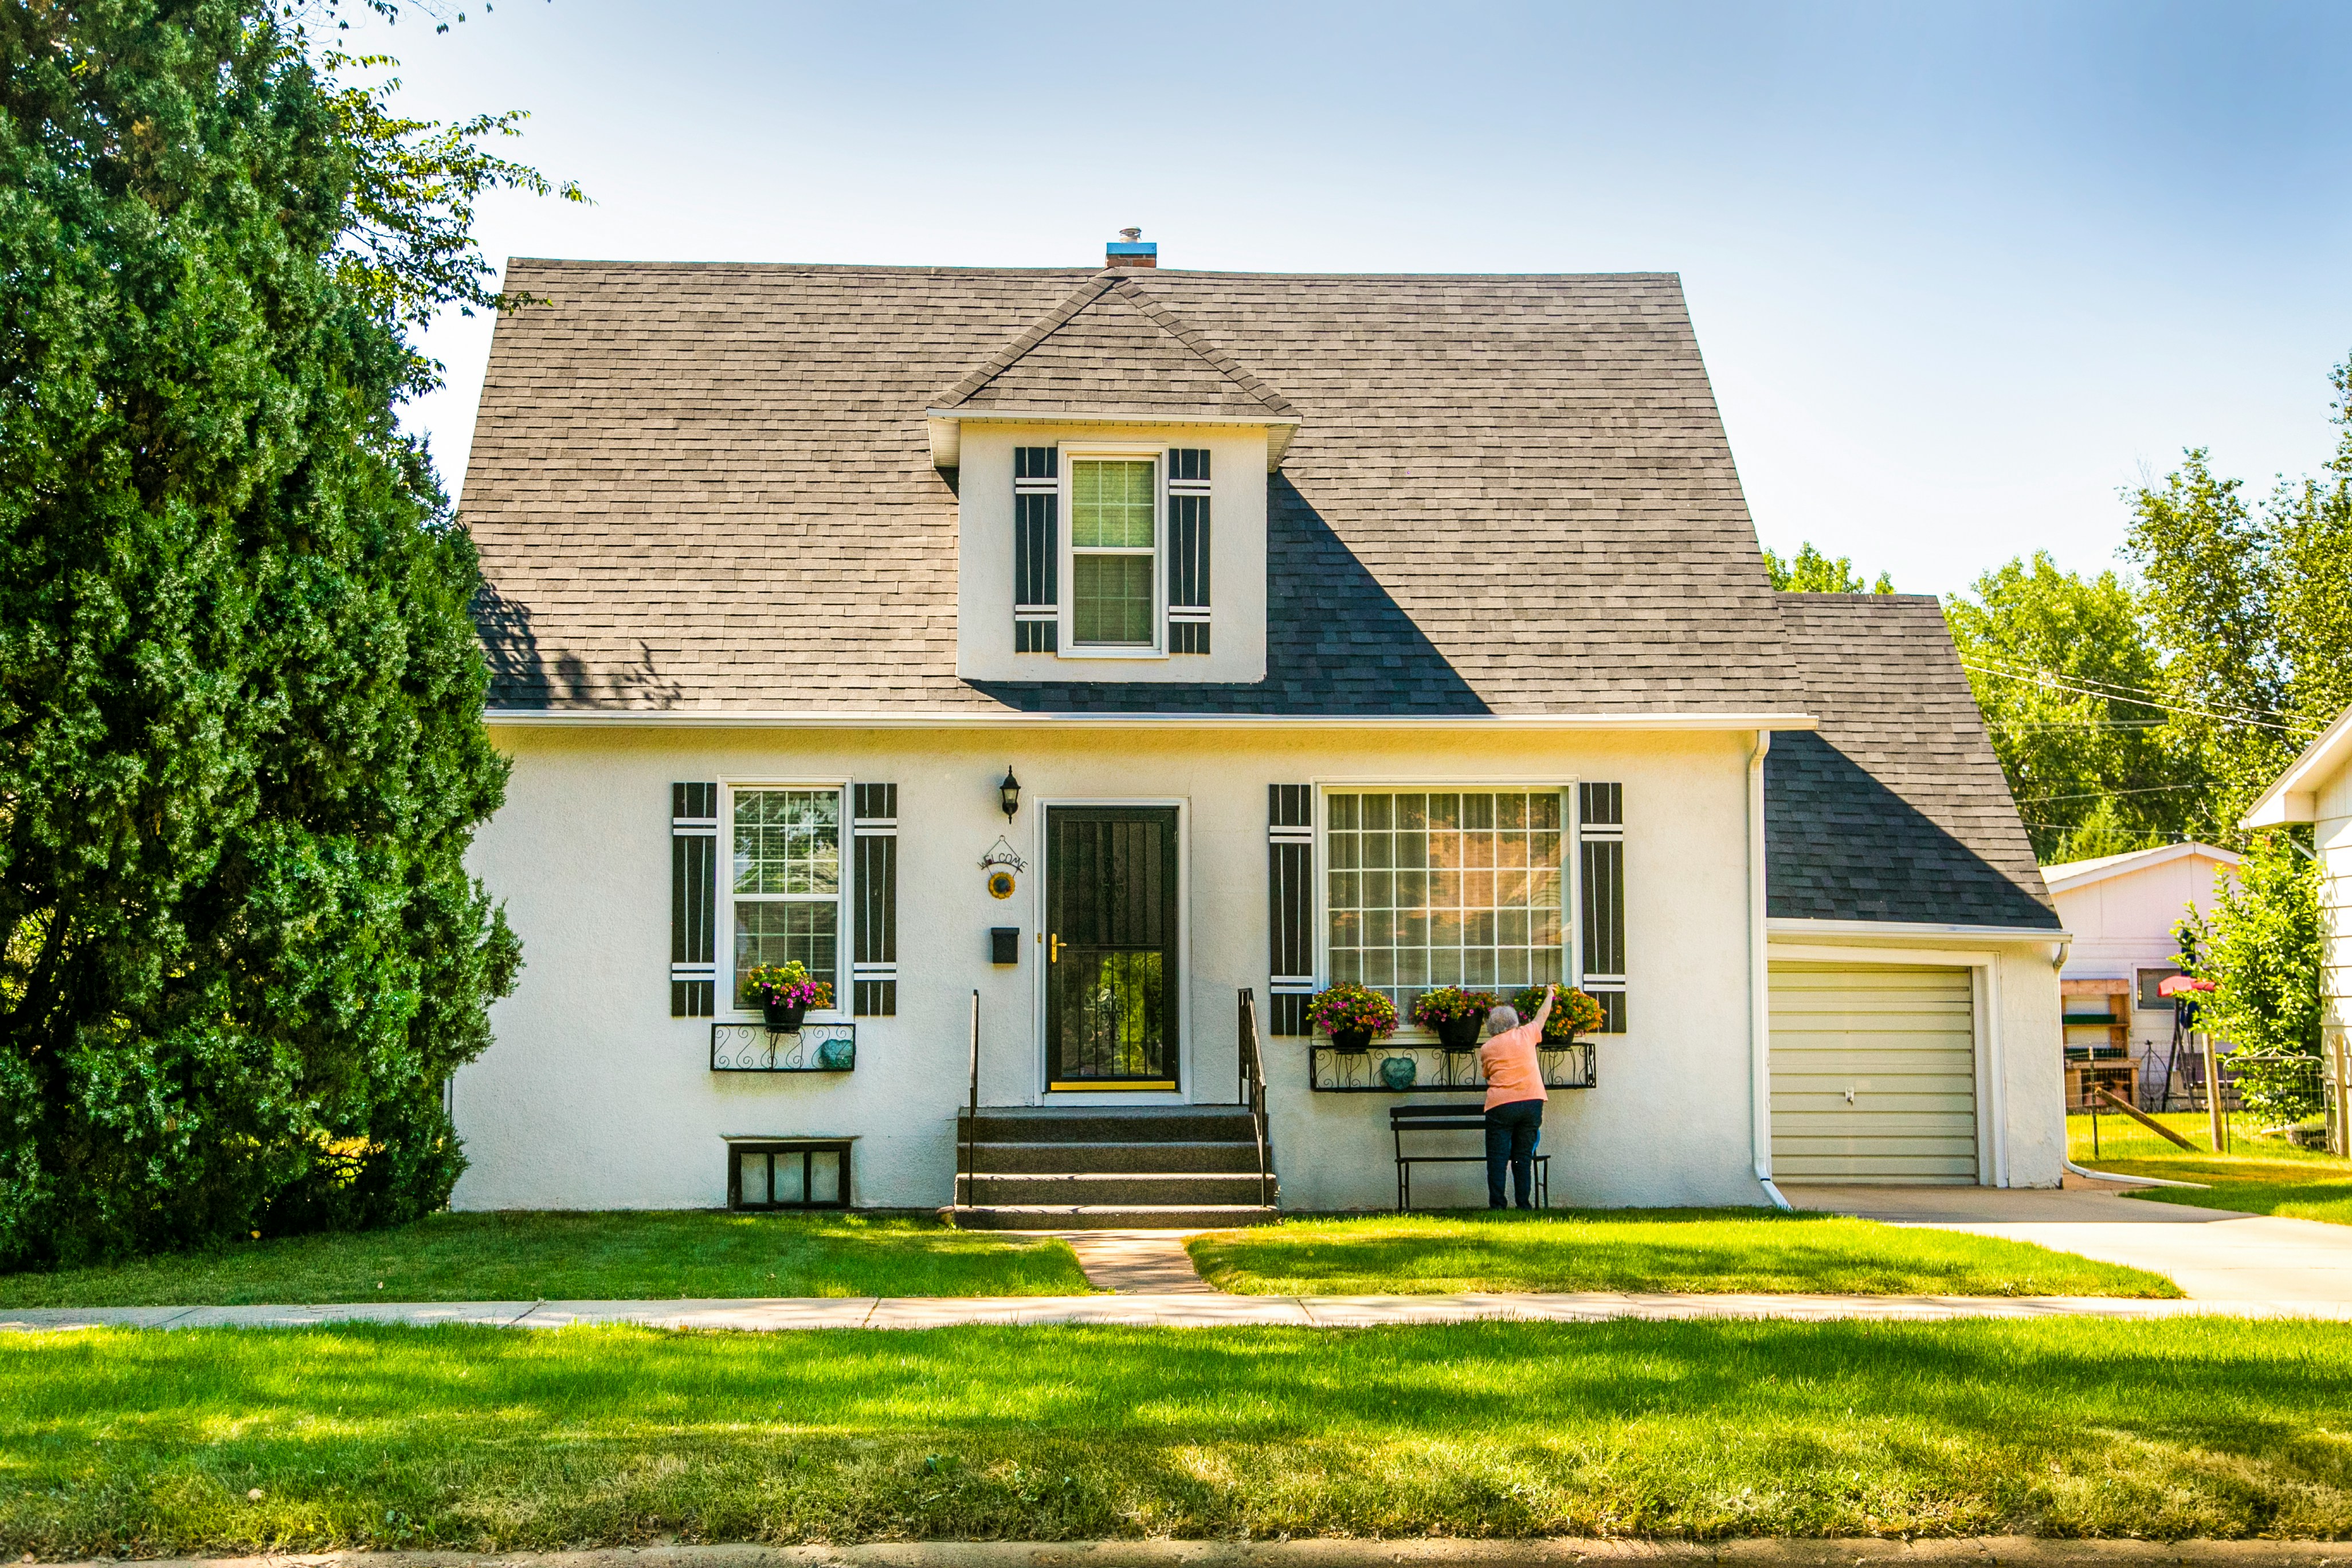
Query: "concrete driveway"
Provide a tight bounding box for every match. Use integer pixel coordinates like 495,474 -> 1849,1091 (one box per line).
1789,1177 -> 2352,1301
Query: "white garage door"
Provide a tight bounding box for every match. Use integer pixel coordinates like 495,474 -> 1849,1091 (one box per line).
1769,962 -> 1979,1184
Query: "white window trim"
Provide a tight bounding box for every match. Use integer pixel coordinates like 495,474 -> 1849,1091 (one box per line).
720,779 -> 852,1022
1311,779 -> 1577,1042
1058,444 -> 1167,659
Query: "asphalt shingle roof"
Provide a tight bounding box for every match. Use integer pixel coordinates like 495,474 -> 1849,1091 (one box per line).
1765,594 -> 2059,930
462,260 -> 1800,715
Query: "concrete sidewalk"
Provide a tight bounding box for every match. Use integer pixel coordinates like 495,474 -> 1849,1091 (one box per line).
1790,1178 -> 2352,1300
8,1289 -> 2350,1334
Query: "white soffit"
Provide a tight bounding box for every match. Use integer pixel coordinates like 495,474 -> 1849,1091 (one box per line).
2243,703 -> 2352,828
484,708 -> 1822,733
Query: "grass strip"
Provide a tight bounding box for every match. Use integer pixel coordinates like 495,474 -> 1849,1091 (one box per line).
3,1318 -> 2350,1553
2071,1114 -> 2352,1226
0,1212 -> 1095,1307
1186,1210 -> 2180,1297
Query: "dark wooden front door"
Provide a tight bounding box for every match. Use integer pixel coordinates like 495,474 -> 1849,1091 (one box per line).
1046,806 -> 1179,1089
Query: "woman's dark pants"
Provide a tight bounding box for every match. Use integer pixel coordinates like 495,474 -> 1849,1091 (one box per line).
1484,1099 -> 1543,1209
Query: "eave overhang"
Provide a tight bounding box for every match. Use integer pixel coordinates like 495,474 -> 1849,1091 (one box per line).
927,409 -> 1299,472
485,708 -> 1821,732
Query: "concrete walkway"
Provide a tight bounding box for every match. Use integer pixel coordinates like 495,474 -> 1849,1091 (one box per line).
1061,1229 -> 1215,1293
1790,1177 -> 2352,1301
7,1289 -> 2350,1334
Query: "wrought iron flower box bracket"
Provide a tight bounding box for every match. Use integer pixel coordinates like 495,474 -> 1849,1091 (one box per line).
1308,1040 -> 1596,1093
710,1021 -> 857,1073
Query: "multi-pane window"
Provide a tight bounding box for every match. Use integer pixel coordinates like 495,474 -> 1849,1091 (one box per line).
1326,791 -> 1565,1022
731,788 -> 841,1006
1070,458 -> 1156,645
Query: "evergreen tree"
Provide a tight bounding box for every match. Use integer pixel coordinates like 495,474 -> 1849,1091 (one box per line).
0,1 -> 565,1265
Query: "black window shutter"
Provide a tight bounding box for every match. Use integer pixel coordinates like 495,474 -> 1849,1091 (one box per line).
1167,448 -> 1211,654
853,784 -> 898,1016
1013,446 -> 1058,653
1268,785 -> 1314,1035
1577,782 -> 1626,1033
671,782 -> 718,1017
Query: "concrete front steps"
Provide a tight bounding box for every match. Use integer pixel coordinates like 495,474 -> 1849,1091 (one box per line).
951,1105 -> 1278,1230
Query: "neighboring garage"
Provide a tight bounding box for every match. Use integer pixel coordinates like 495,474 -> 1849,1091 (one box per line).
1769,961 -> 1981,1184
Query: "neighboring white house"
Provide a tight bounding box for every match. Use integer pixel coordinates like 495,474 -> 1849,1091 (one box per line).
448,238 -> 2068,1220
2041,842 -> 2241,1103
2244,704 -> 2352,1144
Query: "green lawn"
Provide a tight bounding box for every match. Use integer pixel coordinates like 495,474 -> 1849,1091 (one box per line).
3,1318 -> 2348,1551
0,1211 -> 1094,1307
2071,1111 -> 2352,1226
1187,1210 -> 2178,1297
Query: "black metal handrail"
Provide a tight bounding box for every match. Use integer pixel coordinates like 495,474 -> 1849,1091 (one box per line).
1238,987 -> 1273,1207
959,989 -> 979,1208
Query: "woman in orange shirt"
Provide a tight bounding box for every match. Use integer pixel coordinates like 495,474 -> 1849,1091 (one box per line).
1476,983 -> 1554,1210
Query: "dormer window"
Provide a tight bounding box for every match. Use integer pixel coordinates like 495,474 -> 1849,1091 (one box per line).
1070,457 -> 1159,649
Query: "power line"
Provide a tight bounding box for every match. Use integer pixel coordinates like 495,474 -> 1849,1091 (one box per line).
1962,656 -> 2297,724
1961,660 -> 2318,735
2013,783 -> 2209,804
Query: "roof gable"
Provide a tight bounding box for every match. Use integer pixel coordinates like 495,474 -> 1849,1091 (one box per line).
935,274 -> 1294,420
2039,841 -> 2240,892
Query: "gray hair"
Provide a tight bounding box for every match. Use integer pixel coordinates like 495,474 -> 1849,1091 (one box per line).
1484,1005 -> 1520,1037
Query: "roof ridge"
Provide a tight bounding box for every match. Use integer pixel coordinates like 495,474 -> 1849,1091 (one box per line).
931,274 -> 1119,409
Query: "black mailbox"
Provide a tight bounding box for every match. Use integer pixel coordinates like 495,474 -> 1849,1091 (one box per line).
989,927 -> 1021,965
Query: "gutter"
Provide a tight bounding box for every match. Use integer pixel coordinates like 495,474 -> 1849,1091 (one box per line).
484,708 -> 1824,734
1749,728 -> 1785,1209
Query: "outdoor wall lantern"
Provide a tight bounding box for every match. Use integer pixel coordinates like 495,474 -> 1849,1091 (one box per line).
998,766 -> 1021,821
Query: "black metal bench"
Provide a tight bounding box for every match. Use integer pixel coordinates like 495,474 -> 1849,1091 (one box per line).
1389,1103 -> 1548,1210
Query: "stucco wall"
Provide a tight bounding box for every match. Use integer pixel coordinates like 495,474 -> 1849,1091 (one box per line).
452,724 -> 1768,1213
952,424 -> 1271,684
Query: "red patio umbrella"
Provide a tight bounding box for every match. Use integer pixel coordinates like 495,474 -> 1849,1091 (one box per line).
2157,974 -> 2216,997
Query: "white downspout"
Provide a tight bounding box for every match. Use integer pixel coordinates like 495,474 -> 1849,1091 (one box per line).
1750,730 -> 1789,1210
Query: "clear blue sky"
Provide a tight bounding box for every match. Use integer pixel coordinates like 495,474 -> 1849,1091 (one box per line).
352,0 -> 2352,599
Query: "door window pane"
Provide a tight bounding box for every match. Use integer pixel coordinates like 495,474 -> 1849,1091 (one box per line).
1324,790 -> 1569,1024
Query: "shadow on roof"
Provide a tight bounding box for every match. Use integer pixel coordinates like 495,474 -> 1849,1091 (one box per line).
475,585 -> 683,709
1766,731 -> 2060,929
967,474 -> 1489,715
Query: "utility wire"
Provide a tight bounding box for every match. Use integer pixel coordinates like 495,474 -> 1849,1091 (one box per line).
1961,660 -> 2318,735
2013,782 -> 2209,804
1961,656 -> 2297,724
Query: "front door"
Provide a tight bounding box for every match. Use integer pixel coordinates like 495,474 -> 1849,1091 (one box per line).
1046,806 -> 1179,1091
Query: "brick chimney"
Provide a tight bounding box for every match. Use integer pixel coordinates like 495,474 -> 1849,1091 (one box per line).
1104,227 -> 1157,269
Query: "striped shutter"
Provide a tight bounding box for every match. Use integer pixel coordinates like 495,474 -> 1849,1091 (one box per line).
852,784 -> 897,1016
1268,786 -> 1314,1035
1167,448 -> 1211,654
670,783 -> 718,1017
1013,446 -> 1058,653
1577,782 -> 1626,1033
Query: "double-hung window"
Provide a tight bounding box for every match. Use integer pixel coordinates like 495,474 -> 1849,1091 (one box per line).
1326,790 -> 1566,1021
1069,457 -> 1158,648
730,787 -> 842,1010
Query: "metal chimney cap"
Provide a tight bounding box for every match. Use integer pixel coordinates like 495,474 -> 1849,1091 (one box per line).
1119,228 -> 1142,241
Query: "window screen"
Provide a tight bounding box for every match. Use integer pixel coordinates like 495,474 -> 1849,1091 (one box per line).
732,789 -> 841,1005
1325,790 -> 1566,1021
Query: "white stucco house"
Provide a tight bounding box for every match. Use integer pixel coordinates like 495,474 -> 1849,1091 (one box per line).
449,237 -> 2068,1221
2041,842 -> 2240,1107
2244,704 -> 2352,1146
